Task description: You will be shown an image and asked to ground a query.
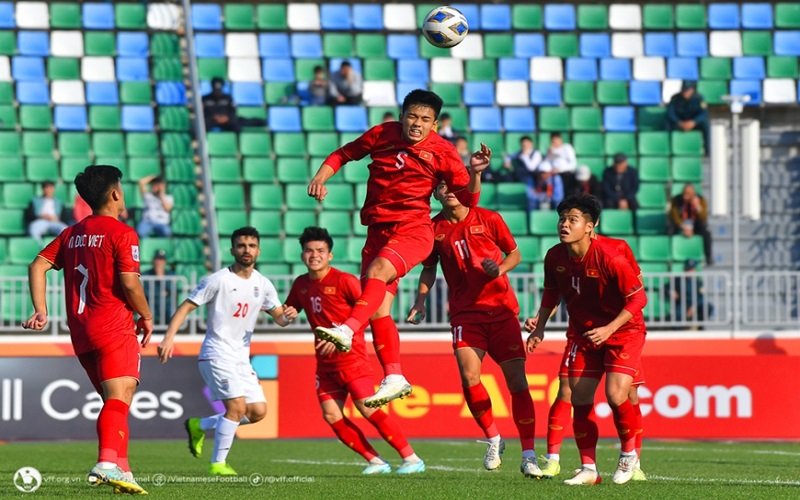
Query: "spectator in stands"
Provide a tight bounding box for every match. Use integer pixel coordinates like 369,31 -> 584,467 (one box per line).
669,183 -> 713,265
327,61 -> 363,105
666,80 -> 709,153
538,133 -> 577,185
565,164 -> 602,199
203,77 -> 238,132
454,136 -> 471,165
26,181 -> 69,245
437,113 -> 461,143
498,136 -> 542,183
142,249 -> 175,326
670,258 -> 711,325
137,175 -> 174,239
308,65 -> 328,106
382,111 -> 396,123
601,153 -> 640,211
527,163 -> 564,211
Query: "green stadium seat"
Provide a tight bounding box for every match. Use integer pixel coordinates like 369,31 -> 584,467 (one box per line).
251,184 -> 283,210
172,209 -> 203,236
302,106 -> 335,132
174,238 -> 205,264
85,32 -> 116,56
26,158 -> 59,183
0,237 -> 6,263
471,133 -> 504,159
368,107 -> 397,127
210,157 -> 241,183
643,4 -> 675,30
696,81 -> 728,105
343,158 -> 371,183
159,108 -> 190,132
58,133 -> 90,158
578,4 -> 608,30
671,157 -> 703,182
0,208 -> 25,235
151,34 -> 180,57
364,59 -> 396,81
166,158 -> 196,183
225,4 -> 255,30
115,3 -> 147,29
605,133 -> 637,157
264,82 -> 295,105
308,133 -> 339,157
573,132 -> 604,156
120,82 -> 152,105
484,34 -> 514,58
0,32 -> 14,56
257,4 -> 288,30
345,237 -> 365,263
767,57 -> 799,78
25,132 -> 56,157
161,133 -> 192,157
248,210 -> 282,236
0,132 -> 21,157
419,35 -> 449,58
171,183 -> 199,208
597,209 -> 634,235
277,158 -> 309,183
742,31 -> 772,57
539,236 -> 561,259
175,264 -> 208,282
92,132 -> 124,158
318,210 -> 352,236
635,209 -> 668,235
213,184 -> 244,210
207,133 -> 238,157
295,59 -> 325,82
121,183 -> 143,209
638,157 -> 670,182
90,106 -> 122,130
61,157 -> 91,182
676,5 -> 706,29
700,58 -> 732,80
577,156 -> 605,177
671,235 -> 705,262
48,58 -> 80,80
432,84 -> 463,106
322,184 -> 354,210
671,131 -> 704,156
239,132 -> 271,157
638,131 -> 670,156
416,3 -> 439,25
515,236 -> 540,263
51,2 -> 82,28
284,211 -> 318,235
637,183 -> 669,209
548,34 -> 579,58
775,3 -> 800,28
2,183 -> 34,209
502,211 -> 529,236
529,210 -> 559,236
477,183 -> 498,210
563,81 -> 595,106
274,133 -> 306,157
263,263 -> 292,277
19,105 -> 52,130
512,4 -> 543,29
465,60 -> 497,82
8,237 -> 41,264
637,107 -> 667,132
324,34 -> 354,58
198,58 -> 227,81
597,81 -> 629,105
0,156 -> 24,181
152,58 -> 184,81
539,108 -> 570,131
140,237 -> 174,262
571,107 -> 602,131
216,210 -> 243,236
495,183 -> 527,210
286,184 -> 319,210
355,34 -> 386,58
351,212 -> 367,236
0,83 -> 13,104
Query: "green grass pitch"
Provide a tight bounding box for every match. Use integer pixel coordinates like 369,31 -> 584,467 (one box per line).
2,439 -> 799,498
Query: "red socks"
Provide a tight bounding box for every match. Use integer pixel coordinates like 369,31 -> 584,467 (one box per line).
344,278 -> 387,332
330,418 -> 378,461
634,403 -> 643,459
547,398 -> 572,455
511,390 -> 536,451
97,399 -> 130,465
573,404 -> 599,465
367,409 -> 413,459
610,399 -> 638,454
463,383 -> 499,439
369,316 -> 402,376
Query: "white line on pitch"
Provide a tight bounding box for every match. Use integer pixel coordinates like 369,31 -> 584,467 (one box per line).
649,475 -> 800,486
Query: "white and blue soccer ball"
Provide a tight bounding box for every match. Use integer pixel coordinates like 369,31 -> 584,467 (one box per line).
422,6 -> 469,49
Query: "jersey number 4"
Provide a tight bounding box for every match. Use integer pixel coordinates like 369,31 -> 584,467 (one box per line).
233,302 -> 250,317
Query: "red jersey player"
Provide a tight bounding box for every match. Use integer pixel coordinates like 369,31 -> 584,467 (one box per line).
308,89 -> 491,408
407,181 -> 542,478
529,227 -> 647,481
23,165 -> 152,494
525,194 -> 647,486
280,227 -> 425,475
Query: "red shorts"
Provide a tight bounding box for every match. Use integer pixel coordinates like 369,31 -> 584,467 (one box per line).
451,315 -> 526,365
361,219 -> 434,295
316,362 -> 375,403
77,334 -> 141,394
567,332 -> 645,380
559,337 -> 645,385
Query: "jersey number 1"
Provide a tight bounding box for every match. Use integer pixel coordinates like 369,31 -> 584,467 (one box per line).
233,303 -> 249,317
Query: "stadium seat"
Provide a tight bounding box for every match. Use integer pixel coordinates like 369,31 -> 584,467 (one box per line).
468,107 -> 501,132
597,81 -> 628,105
710,31 -> 742,58
286,183 -> 319,210
564,81 -> 595,105
17,31 -> 48,57
269,107 -> 302,132
605,132 -> 637,156
598,209 -> 634,235
667,58 -> 700,80
600,58 -> 631,80
192,4 -> 222,31
612,33 -> 643,58
544,4 -> 576,30
530,57 -> 563,82
0,3 -> 13,29
83,3 -> 115,30
566,58 -> 598,81
26,158 -> 58,183
322,184 -> 355,211
503,107 -> 536,132
767,56 -> 798,79
637,182 -> 668,209
277,157 -> 308,183
742,31 -> 772,56
763,78 -> 797,104
671,235 -> 705,262
121,106 -> 154,132
671,156 -> 704,182
572,132 -> 603,156
463,82 -> 495,106
52,81 -> 85,105
775,3 -> 800,28
116,58 -> 150,82
638,235 -> 671,262
12,56 -> 45,81
320,4 -> 351,30
335,106 -> 368,132
644,33 -> 675,58
50,31 -> 83,58
242,157 -> 274,183
207,133 -> 238,157
676,5 -> 707,29
774,31 -> 800,56
538,107 -> 569,131
2,183 -> 34,208
397,59 -> 429,83
274,133 -> 306,157
54,106 -> 87,131
638,131 -> 670,156
514,34 -> 546,58
633,57 -> 666,81
604,107 -> 637,132
485,34 -> 514,59
209,157 -> 241,183
528,81 -> 560,106
548,33 -> 579,58
676,32 -> 708,58
118,33 -> 149,58
643,4 -> 674,30
116,4 -> 147,30
195,34 -> 224,58
352,4 -> 381,30
529,210 -> 559,235
571,107 -> 602,131
730,79 -> 763,104
630,81 -> 662,105
383,4 -> 415,31
708,3 -> 739,30
733,57 -> 766,80
638,157 -> 671,182
636,209 -> 668,235
431,57 -> 464,83
155,82 -> 187,106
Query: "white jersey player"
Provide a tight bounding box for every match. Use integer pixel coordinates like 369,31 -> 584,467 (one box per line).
159,227 -> 297,476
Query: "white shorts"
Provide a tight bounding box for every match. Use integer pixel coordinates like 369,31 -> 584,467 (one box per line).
198,359 -> 267,404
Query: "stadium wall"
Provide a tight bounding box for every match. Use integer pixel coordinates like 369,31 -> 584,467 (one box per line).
2,337 -> 799,441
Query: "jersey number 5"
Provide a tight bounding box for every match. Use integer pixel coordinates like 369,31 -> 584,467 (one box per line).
233,302 -> 250,317
394,152 -> 407,169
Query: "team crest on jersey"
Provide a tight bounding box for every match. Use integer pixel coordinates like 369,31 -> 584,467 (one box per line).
419,150 -> 433,161
253,286 -> 260,298
301,288 -> 307,294
587,269 -> 599,278
470,225 -> 485,234
131,245 -> 139,262
556,266 -> 566,273
435,234 -> 446,241
324,286 -> 336,295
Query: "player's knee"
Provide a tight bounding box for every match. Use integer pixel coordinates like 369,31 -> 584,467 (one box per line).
606,391 -> 629,407
366,258 -> 398,282
459,371 -> 482,388
353,401 -> 376,419
246,405 -> 267,423
505,373 -> 529,393
322,409 -> 343,425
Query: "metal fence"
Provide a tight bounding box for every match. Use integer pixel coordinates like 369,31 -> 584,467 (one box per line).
2,271 -> 796,336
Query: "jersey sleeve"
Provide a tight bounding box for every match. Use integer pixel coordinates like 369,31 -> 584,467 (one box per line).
114,229 -> 140,274
187,273 -> 221,306
284,280 -> 304,313
541,250 -> 560,309
620,243 -> 642,276
340,273 -> 362,306
261,278 -> 281,311
323,125 -> 382,173
38,231 -> 66,270
491,212 -> 518,254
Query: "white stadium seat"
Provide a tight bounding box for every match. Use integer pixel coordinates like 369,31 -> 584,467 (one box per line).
51,81 -> 85,105
16,2 -> 49,29
0,57 -> 11,81
496,81 -> 529,106
661,79 -> 682,104
225,34 -> 259,58
612,33 -> 644,58
287,4 -> 320,30
530,57 -> 564,82
50,31 -> 84,58
451,34 -> 484,60
633,57 -> 666,81
363,81 -> 397,106
227,58 -> 262,82
147,3 -> 182,31
709,31 -> 742,57
609,4 -> 642,30
430,57 -> 464,83
384,4 -> 416,30
763,79 -> 797,104
81,57 -> 116,82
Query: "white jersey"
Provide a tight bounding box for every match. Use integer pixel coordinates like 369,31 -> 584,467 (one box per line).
189,267 -> 280,363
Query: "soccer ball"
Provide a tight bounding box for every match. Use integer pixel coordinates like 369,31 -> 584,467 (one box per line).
422,6 -> 469,49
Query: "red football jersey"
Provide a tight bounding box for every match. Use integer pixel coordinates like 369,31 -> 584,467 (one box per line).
38,215 -> 140,354
423,207 -> 520,323
596,235 -> 641,276
542,238 -> 645,337
324,122 -> 479,226
284,267 -> 369,372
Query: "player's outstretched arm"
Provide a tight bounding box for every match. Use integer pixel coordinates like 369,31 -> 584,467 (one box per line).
120,273 -> 154,348
308,164 -> 335,201
465,142 -> 491,195
158,299 -> 198,363
22,256 -> 55,330
266,304 -> 299,327
407,266 -> 437,324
